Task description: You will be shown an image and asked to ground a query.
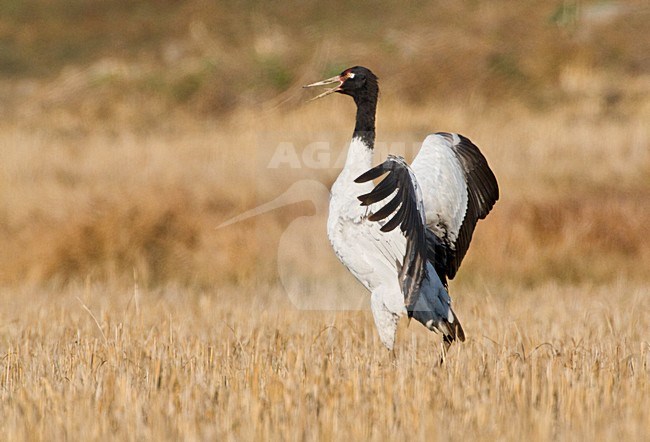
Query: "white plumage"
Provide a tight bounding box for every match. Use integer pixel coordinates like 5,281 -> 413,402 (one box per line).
412,133 -> 468,246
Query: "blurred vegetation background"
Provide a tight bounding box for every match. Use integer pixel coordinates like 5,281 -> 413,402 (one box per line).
0,0 -> 648,290
1,0 -> 648,121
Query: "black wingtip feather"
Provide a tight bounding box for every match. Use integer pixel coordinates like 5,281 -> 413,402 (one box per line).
354,164 -> 387,183
368,196 -> 400,222
357,174 -> 398,206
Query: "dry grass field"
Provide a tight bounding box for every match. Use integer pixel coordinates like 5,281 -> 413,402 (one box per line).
0,281 -> 648,440
1,1 -> 650,440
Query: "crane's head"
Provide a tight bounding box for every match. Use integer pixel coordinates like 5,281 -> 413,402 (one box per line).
303,66 -> 378,103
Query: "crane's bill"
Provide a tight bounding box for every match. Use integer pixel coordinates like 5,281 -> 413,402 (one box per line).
303,75 -> 340,88
303,75 -> 343,101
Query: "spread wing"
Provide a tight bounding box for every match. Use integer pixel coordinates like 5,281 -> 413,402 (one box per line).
411,132 -> 499,286
355,155 -> 428,312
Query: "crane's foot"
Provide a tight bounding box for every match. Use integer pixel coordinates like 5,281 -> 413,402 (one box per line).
439,335 -> 453,365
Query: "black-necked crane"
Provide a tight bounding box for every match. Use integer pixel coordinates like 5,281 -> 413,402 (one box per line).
304,66 -> 499,352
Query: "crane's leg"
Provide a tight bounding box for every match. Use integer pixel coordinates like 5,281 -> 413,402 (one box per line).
440,335 -> 453,364
370,291 -> 399,351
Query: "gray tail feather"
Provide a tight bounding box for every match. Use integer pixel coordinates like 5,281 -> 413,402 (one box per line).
440,308 -> 465,354
408,276 -> 465,349
413,304 -> 465,350
440,309 -> 465,359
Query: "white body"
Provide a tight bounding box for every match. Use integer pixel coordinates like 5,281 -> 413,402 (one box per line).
327,137 -> 455,349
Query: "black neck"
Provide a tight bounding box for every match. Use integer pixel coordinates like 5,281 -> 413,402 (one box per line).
352,97 -> 376,149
